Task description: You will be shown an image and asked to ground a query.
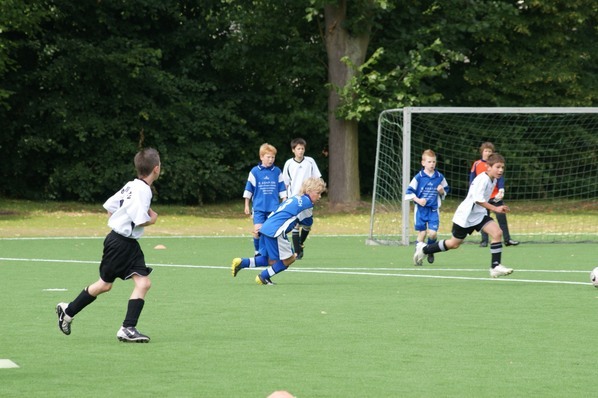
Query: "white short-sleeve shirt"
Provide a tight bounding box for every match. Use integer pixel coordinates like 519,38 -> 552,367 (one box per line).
103,178 -> 152,239
452,172 -> 496,228
282,156 -> 322,197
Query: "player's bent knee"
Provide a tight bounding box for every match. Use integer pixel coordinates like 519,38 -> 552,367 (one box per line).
134,276 -> 151,291
99,284 -> 112,294
490,230 -> 503,242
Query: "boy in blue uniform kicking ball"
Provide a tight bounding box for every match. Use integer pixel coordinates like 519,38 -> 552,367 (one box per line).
232,177 -> 327,285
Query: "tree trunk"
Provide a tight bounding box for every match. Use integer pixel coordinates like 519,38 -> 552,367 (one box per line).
324,1 -> 370,206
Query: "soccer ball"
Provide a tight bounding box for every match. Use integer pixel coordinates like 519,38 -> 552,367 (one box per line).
590,267 -> 598,287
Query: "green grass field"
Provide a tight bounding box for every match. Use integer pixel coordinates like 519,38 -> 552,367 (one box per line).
1,231 -> 597,397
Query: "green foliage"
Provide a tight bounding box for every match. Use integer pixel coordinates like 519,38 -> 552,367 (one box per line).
0,0 -> 327,203
0,0 -> 595,203
0,0 -> 48,108
423,0 -> 598,106
334,40 -> 465,121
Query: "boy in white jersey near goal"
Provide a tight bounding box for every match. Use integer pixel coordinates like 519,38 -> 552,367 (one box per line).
282,138 -> 322,259
413,153 -> 514,278
404,149 -> 449,264
231,177 -> 327,285
56,148 -> 161,342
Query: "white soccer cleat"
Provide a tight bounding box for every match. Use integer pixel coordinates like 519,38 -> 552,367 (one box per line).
117,326 -> 150,343
413,242 -> 426,266
490,264 -> 514,278
56,302 -> 73,335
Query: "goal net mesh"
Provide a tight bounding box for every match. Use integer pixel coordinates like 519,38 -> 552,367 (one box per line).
368,108 -> 598,245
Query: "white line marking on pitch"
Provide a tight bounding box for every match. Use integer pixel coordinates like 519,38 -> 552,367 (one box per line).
0,257 -> 591,286
0,359 -> 19,369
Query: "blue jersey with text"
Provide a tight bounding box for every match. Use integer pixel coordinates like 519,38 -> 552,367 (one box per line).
243,163 -> 287,212
259,194 -> 314,238
405,169 -> 449,210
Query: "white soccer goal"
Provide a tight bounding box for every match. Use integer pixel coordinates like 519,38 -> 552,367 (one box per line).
367,107 -> 598,245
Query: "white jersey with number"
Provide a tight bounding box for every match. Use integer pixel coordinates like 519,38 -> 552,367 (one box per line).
452,172 -> 496,228
103,178 -> 152,239
282,156 -> 322,197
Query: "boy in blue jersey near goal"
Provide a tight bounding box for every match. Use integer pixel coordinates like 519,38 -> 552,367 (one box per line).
243,143 -> 287,256
414,153 -> 514,278
404,149 -> 449,264
232,177 -> 327,285
56,148 -> 161,342
282,138 -> 322,260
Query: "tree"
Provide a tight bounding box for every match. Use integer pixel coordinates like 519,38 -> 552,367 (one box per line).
322,1 -> 374,205
311,0 -> 460,205
0,0 -> 595,205
426,0 -> 598,106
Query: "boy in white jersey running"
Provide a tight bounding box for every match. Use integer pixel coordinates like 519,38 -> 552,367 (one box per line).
56,148 -> 161,342
282,138 -> 322,259
413,153 -> 514,278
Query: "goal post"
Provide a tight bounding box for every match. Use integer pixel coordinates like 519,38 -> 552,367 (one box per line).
367,107 -> 598,246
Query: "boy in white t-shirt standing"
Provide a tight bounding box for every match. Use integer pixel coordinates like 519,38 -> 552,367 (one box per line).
56,148 -> 161,342
282,138 -> 322,259
413,153 -> 514,278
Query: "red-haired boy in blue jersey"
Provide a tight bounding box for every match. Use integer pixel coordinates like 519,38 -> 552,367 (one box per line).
243,143 -> 287,256
405,149 -> 449,264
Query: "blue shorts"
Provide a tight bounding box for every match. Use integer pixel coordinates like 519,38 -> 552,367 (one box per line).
252,210 -> 272,225
258,233 -> 294,261
413,206 -> 440,232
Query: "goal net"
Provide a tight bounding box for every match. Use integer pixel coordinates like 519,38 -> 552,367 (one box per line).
368,107 -> 598,245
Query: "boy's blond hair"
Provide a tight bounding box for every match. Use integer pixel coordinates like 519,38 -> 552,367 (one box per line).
299,177 -> 327,196
259,143 -> 277,157
422,149 -> 436,159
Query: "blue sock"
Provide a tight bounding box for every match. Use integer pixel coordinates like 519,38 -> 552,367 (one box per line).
255,256 -> 268,267
272,260 -> 287,274
243,256 -> 268,268
259,260 -> 287,280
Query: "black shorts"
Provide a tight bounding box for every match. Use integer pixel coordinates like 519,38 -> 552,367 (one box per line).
99,231 -> 153,283
451,215 -> 495,240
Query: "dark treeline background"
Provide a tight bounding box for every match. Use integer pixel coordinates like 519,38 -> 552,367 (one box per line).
0,0 -> 595,204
